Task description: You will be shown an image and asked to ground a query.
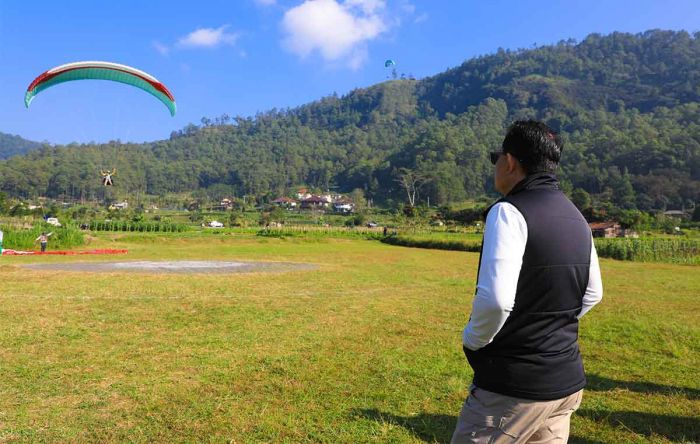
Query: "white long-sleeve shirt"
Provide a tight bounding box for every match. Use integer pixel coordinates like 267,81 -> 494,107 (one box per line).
462,202 -> 603,351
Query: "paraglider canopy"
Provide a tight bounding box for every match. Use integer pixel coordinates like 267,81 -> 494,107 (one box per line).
384,59 -> 396,68
25,61 -> 176,116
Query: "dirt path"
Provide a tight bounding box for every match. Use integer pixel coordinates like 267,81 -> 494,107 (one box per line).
22,260 -> 316,274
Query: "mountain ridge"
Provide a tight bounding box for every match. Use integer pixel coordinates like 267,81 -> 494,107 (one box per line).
0,29 -> 698,212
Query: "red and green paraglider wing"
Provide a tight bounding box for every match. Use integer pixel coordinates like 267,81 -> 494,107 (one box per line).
25,61 -> 176,116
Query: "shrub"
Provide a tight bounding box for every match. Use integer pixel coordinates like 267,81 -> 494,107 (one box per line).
1,224 -> 85,250
594,238 -> 699,265
86,220 -> 189,233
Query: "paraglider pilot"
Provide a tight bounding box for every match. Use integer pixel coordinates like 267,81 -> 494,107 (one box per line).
35,232 -> 53,252
101,168 -> 116,186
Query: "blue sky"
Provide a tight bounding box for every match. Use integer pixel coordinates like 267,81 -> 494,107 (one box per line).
0,0 -> 699,145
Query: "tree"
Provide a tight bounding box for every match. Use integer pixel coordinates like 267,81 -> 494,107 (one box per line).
349,188 -> 366,211
571,188 -> 592,212
229,211 -> 248,227
0,192 -> 8,214
0,31 -> 698,212
269,206 -> 286,223
394,168 -> 429,207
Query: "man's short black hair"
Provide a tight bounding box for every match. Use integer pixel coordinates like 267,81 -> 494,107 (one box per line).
501,120 -> 563,174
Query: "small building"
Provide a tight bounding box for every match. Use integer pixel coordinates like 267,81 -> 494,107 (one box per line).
620,228 -> 639,238
213,198 -> 243,211
662,210 -> 688,219
109,201 -> 129,210
272,197 -> 298,208
589,222 -> 621,238
332,197 -> 355,213
296,188 -> 312,200
300,196 -> 329,210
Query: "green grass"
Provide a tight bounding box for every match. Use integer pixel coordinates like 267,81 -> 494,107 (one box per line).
1,224 -> 85,250
86,220 -> 190,233
257,224 -> 386,240
381,233 -> 482,252
0,233 -> 697,443
381,233 -> 700,265
594,237 -> 700,265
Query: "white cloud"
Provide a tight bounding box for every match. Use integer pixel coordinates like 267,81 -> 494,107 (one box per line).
153,41 -> 170,56
414,12 -> 428,24
345,0 -> 384,14
282,0 -> 388,69
254,0 -> 276,5
400,1 -> 415,14
177,25 -> 239,48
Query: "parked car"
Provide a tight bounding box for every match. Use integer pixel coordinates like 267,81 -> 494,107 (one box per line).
208,220 -> 224,228
46,217 -> 62,227
366,221 -> 379,228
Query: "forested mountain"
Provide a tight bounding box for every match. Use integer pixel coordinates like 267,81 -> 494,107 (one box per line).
0,29 -> 698,212
0,132 -> 43,159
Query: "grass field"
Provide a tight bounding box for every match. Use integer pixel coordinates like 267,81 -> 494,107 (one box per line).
0,233 -> 698,443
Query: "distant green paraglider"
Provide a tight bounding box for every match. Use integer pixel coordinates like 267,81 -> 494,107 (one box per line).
384,59 -> 396,68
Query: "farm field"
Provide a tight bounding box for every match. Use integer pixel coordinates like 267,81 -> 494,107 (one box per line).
0,233 -> 698,443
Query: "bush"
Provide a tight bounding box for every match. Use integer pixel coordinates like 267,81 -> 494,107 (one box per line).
1,224 -> 85,250
257,225 -> 383,240
381,235 -> 481,252
594,238 -> 699,265
86,220 -> 189,233
379,234 -> 699,265
438,205 -> 488,225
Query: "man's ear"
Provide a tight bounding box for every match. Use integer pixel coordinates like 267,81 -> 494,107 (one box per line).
505,153 -> 519,174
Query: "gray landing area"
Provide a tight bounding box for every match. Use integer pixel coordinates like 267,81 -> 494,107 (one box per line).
22,260 -> 316,274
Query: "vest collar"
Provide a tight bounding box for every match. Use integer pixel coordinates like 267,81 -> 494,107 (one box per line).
506,173 -> 560,197
481,173 -> 561,221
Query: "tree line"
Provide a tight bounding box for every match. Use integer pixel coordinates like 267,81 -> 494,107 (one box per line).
0,29 -> 697,214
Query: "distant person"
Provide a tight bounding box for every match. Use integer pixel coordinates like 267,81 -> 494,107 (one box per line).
451,120 -> 603,443
101,168 -> 116,186
0,228 -> 3,254
35,232 -> 53,252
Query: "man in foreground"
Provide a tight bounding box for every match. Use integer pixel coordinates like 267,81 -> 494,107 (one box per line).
452,120 -> 603,443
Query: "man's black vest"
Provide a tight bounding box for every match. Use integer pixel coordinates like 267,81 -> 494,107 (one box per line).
464,173 -> 592,400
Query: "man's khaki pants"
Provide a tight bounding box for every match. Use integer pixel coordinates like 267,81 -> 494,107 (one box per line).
451,385 -> 583,443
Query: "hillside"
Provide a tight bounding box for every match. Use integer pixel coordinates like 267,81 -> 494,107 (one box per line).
0,29 -> 698,212
0,132 -> 43,159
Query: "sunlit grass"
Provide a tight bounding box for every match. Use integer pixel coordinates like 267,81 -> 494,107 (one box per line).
0,233 -> 697,442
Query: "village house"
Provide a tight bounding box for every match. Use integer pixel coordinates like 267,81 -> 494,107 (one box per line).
332,197 -> 355,213
588,222 -> 638,238
220,198 -> 235,209
662,210 -> 688,219
212,198 -> 239,211
109,201 -> 129,210
272,197 -> 298,208
300,196 -> 329,210
296,188 -> 312,200
589,222 -> 621,238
